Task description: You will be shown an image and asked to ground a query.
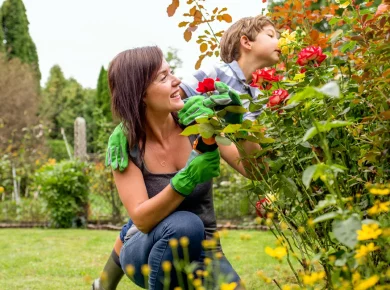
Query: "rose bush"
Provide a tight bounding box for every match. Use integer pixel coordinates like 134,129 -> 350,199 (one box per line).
179,0 -> 389,288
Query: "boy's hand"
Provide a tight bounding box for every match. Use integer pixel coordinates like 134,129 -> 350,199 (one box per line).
105,123 -> 129,172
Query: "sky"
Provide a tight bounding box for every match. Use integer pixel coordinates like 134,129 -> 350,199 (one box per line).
3,0 -> 267,89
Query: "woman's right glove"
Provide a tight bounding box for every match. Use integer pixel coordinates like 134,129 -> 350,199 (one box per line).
170,149 -> 220,196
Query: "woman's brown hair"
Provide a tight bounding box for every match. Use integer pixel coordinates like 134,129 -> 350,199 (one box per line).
108,46 -> 168,158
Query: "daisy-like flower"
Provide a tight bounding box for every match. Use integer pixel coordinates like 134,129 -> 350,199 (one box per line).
367,200 -> 390,215
354,242 -> 379,259
265,246 -> 287,260
357,223 -> 383,241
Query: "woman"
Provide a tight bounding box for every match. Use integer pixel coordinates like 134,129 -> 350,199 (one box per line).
94,46 -> 250,290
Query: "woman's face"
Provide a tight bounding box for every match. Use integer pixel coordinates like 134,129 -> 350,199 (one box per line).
143,59 -> 183,114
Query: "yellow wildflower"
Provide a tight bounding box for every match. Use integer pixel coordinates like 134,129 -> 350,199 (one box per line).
355,242 -> 379,260
162,261 -> 171,272
174,287 -> 182,290
214,252 -> 223,259
187,273 -> 194,280
192,278 -> 202,287
0,186 -> 4,194
47,158 -> 56,165
220,282 -> 237,290
302,271 -> 326,286
367,201 -> 390,215
352,272 -> 361,284
369,188 -> 390,196
354,275 -> 379,290
203,257 -> 212,266
141,264 -> 150,276
255,217 -> 262,224
179,236 -> 189,247
307,218 -> 315,227
169,238 -> 178,248
298,227 -> 305,234
265,246 -> 287,260
357,224 -> 383,241
125,265 -> 135,277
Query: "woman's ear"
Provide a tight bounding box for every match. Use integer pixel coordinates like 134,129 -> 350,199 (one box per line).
240,35 -> 252,50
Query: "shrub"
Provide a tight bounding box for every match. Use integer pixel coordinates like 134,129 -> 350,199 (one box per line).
34,159 -> 89,228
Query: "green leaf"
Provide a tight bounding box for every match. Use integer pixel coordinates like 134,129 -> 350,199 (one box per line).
215,135 -> 232,146
332,214 -> 361,249
310,195 -> 337,213
340,41 -> 357,53
195,116 -> 209,124
287,87 -> 319,104
302,165 -> 318,188
199,123 -> 214,138
241,119 -> 253,129
180,124 -> 200,136
240,94 -> 252,101
258,136 -> 275,144
224,105 -> 247,113
281,102 -> 301,110
223,124 -> 241,133
249,102 -> 264,112
280,175 -> 299,198
315,81 -> 340,98
313,211 -> 340,224
303,120 -> 353,141
325,120 -> 353,130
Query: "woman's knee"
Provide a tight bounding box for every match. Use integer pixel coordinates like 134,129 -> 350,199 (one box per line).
162,211 -> 205,243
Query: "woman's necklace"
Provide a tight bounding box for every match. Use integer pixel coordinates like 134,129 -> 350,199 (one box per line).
147,130 -> 176,167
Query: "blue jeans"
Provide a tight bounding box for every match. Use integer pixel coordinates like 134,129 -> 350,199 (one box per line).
119,211 -> 240,290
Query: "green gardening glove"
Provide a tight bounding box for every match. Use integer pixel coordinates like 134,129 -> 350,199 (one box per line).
178,82 -> 244,126
178,96 -> 214,126
170,149 -> 220,196
203,82 -> 243,124
105,123 -> 129,172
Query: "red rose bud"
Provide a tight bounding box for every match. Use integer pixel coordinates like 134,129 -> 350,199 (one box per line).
250,68 -> 282,90
267,89 -> 289,108
297,46 -> 327,67
196,77 -> 220,93
256,198 -> 269,218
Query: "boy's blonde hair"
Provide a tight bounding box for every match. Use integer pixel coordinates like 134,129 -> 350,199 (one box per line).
220,15 -> 275,63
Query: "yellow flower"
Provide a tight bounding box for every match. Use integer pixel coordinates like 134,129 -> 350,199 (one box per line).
220,282 -> 237,290
174,287 -> 182,290
0,186 -> 4,194
203,257 -> 212,266
162,261 -> 171,272
298,227 -> 305,234
214,252 -> 223,259
278,30 -> 297,54
169,238 -> 178,248
302,271 -> 326,286
255,217 -> 262,224
179,236 -> 189,247
47,158 -> 56,165
354,242 -> 379,260
125,265 -> 135,276
367,201 -> 390,215
265,246 -> 287,260
357,224 -> 383,240
192,278 -> 202,287
141,264 -> 150,276
369,188 -> 390,196
354,275 -> 379,290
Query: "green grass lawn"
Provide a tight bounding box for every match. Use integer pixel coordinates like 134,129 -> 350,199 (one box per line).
0,229 -> 297,289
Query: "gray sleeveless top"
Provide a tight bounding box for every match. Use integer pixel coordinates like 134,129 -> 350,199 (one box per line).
129,135 -> 218,242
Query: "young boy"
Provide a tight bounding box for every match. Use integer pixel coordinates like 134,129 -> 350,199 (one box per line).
92,15 -> 280,290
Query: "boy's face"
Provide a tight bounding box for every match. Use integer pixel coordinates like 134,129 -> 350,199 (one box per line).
249,25 -> 281,67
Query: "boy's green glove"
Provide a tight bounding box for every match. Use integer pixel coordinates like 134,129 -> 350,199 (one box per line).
170,149 -> 220,196
105,123 -> 129,172
178,81 -> 243,126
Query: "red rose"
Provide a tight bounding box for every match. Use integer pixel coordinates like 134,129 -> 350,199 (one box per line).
196,77 -> 220,93
250,68 -> 282,90
256,198 -> 269,218
297,46 -> 327,67
266,89 -> 289,108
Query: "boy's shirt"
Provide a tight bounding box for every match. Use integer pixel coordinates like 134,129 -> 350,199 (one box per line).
179,61 -> 262,121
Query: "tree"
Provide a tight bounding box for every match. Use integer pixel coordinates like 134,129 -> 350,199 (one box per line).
1,0 -> 40,80
165,47 -> 182,74
0,9 -> 4,52
0,52 -> 39,151
96,66 -> 111,121
40,65 -> 67,139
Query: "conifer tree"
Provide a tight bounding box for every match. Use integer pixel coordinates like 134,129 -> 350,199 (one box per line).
1,0 -> 40,79
96,66 -> 112,121
0,10 -> 4,52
